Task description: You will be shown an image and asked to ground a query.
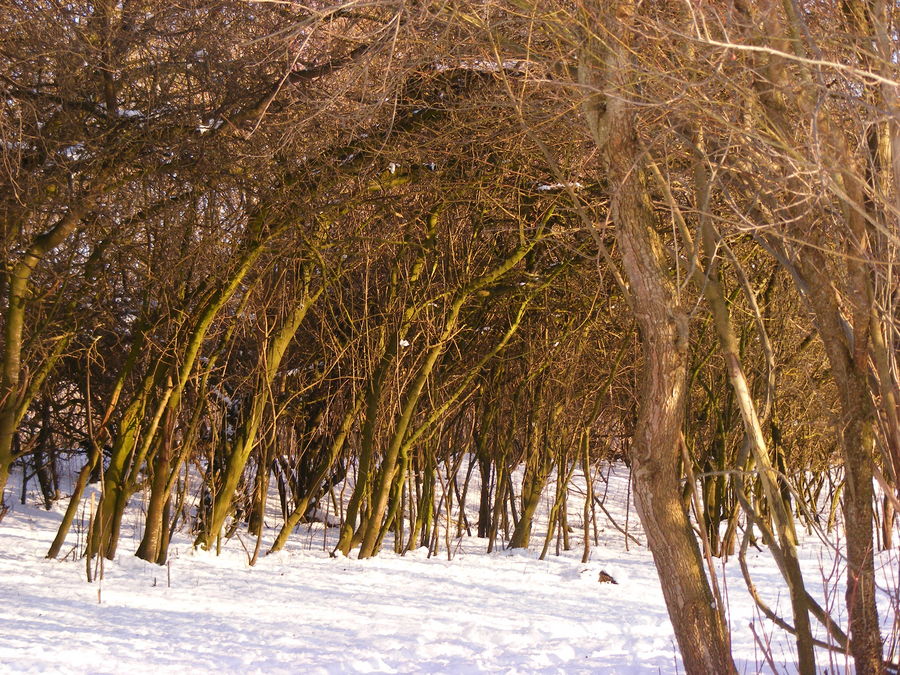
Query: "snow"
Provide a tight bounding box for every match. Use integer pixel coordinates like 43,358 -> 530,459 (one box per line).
536,182 -> 583,192
1,463 -> 897,674
198,119 -> 223,134
62,144 -> 86,161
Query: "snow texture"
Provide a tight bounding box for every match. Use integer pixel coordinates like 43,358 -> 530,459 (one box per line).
1,463 -> 897,674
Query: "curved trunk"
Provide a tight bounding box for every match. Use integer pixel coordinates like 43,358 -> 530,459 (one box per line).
268,395 -> 361,555
579,6 -> 736,670
0,208 -> 85,502
195,287 -> 321,551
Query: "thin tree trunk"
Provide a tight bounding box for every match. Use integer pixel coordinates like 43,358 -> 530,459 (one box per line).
581,430 -> 592,563
796,250 -> 883,673
357,237 -> 537,559
269,395 -> 361,555
0,207 -> 87,500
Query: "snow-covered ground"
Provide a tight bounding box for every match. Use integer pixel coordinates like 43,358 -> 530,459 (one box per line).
1,462 -> 897,674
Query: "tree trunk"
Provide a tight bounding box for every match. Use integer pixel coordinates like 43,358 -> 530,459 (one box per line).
0,208 -> 86,502
579,6 -> 736,670
196,286 -> 321,550
509,399 -> 552,550
796,251 -> 884,674
269,396 -> 361,555
136,406 -> 176,563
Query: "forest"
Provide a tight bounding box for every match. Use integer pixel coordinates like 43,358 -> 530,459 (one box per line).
1,1 -> 899,673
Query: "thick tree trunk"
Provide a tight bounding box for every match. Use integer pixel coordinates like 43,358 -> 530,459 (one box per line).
579,6 -> 736,670
509,398 -> 552,550
135,437 -> 172,562
615,242 -> 734,675
841,381 -> 882,674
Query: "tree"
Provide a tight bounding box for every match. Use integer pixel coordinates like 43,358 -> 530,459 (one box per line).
577,3 -> 736,672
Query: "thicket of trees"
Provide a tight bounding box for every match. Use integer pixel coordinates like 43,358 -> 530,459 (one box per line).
2,1 -> 898,672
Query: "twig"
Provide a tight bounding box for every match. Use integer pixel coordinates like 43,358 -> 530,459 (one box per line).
750,620 -> 781,674
592,494 -> 642,547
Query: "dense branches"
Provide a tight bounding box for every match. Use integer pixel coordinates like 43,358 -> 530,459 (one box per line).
2,1 -> 898,672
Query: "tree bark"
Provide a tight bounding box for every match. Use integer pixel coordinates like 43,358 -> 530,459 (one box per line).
579,5 -> 736,671
797,252 -> 883,674
194,286 -> 321,551
0,207 -> 86,501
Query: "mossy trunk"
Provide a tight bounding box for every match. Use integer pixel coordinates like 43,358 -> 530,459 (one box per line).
0,208 -> 85,503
